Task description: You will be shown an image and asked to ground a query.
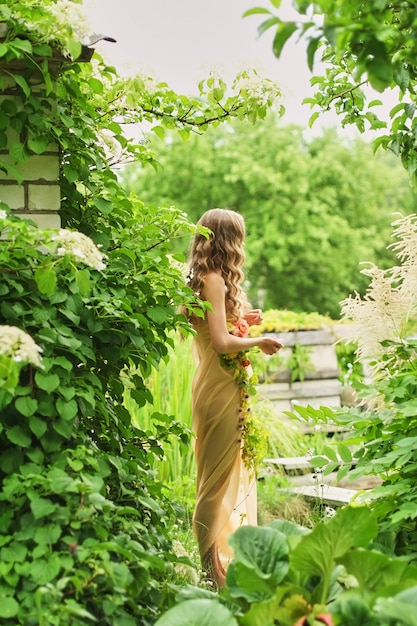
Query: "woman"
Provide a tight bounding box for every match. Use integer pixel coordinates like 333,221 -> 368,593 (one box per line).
186,208 -> 283,588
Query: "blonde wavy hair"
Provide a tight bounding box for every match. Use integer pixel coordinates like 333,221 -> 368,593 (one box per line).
187,208 -> 249,321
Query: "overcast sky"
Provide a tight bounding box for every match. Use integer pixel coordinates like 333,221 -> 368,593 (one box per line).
81,0 -> 400,139
82,0 -> 338,129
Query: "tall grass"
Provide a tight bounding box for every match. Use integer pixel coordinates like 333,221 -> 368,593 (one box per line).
124,334 -> 197,485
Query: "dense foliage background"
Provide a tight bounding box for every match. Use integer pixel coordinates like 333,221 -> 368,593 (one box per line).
3,0 -> 417,624
121,116 -> 415,317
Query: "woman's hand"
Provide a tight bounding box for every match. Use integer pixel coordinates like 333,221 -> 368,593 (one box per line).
259,336 -> 284,355
244,309 -> 262,326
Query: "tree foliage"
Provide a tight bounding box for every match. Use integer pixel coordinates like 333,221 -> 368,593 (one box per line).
244,0 -> 417,183
0,1 -> 281,622
121,115 -> 415,318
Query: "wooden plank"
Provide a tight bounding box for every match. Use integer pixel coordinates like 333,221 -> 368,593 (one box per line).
264,455 -> 313,470
300,423 -> 349,434
289,484 -> 358,506
264,455 -> 357,471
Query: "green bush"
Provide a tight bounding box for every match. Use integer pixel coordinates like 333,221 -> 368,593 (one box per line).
0,213 -> 193,624
154,506 -> 417,626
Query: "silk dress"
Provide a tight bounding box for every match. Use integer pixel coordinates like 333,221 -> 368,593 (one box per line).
191,318 -> 257,581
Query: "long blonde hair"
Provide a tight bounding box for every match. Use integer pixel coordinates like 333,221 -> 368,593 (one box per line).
187,208 -> 248,320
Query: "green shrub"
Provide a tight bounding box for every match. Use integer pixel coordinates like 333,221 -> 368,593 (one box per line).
0,213 -> 194,624
154,506 -> 417,626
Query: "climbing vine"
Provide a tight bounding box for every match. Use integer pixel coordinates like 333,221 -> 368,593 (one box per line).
0,0 -> 282,623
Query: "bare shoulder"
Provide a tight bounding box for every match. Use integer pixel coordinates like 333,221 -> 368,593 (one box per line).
203,272 -> 224,288
201,272 -> 225,301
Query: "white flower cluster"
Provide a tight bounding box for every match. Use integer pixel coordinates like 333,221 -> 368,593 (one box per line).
13,0 -> 92,58
48,0 -> 91,46
0,209 -> 7,220
52,229 -> 107,271
96,128 -> 123,162
340,213 -> 417,367
235,70 -> 281,107
0,325 -> 43,367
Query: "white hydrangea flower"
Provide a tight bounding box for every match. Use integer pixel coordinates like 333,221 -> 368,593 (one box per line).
52,229 -> 107,270
0,209 -> 7,220
48,0 -> 91,46
13,0 -> 92,58
0,326 -> 43,367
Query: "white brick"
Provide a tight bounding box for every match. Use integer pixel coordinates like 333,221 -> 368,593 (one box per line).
0,155 -> 59,181
28,184 -> 60,210
0,185 -> 24,210
16,212 -> 61,228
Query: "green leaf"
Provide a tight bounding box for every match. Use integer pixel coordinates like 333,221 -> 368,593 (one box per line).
367,56 -> 393,92
338,549 -> 417,592
239,591 -> 288,626
337,443 -> 352,463
154,599 -> 237,626
93,197 -> 113,215
227,526 -> 289,601
30,496 -> 57,520
13,74 -> 30,98
60,600 -> 98,621
309,111 -> 320,127
52,417 -> 73,438
0,5 -> 11,19
1,541 -> 27,563
323,444 -> 338,462
178,129 -> 190,141
35,371 -> 60,393
15,396 -> 38,417
66,40 -> 82,60
309,455 -> 329,468
306,37 -> 320,71
33,524 -> 62,545
147,306 -> 169,324
257,16 -> 281,37
75,268 -> 91,296
56,397 -> 78,420
27,135 -> 50,154
34,266 -> 57,295
291,506 -> 378,580
88,77 -> 104,94
152,125 -> 166,139
10,38 -> 32,55
30,555 -> 61,584
242,7 -> 272,17
9,141 -> 27,164
375,587 -> 417,625
28,414 -> 47,438
0,597 -> 19,618
272,22 -> 298,59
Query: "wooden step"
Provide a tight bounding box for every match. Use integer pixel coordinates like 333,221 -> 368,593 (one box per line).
289,484 -> 359,507
264,455 -> 357,472
264,455 -> 313,470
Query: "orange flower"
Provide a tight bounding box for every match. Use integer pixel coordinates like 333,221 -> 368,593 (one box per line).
231,318 -> 250,338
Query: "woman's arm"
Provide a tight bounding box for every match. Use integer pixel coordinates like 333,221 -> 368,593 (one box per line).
203,273 -> 283,356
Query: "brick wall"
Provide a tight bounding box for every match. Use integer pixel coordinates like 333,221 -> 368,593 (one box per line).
0,89 -> 61,228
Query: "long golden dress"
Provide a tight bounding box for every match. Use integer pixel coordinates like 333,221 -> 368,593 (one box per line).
191,319 -> 257,585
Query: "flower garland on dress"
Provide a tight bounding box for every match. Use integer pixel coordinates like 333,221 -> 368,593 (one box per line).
219,318 -> 268,475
